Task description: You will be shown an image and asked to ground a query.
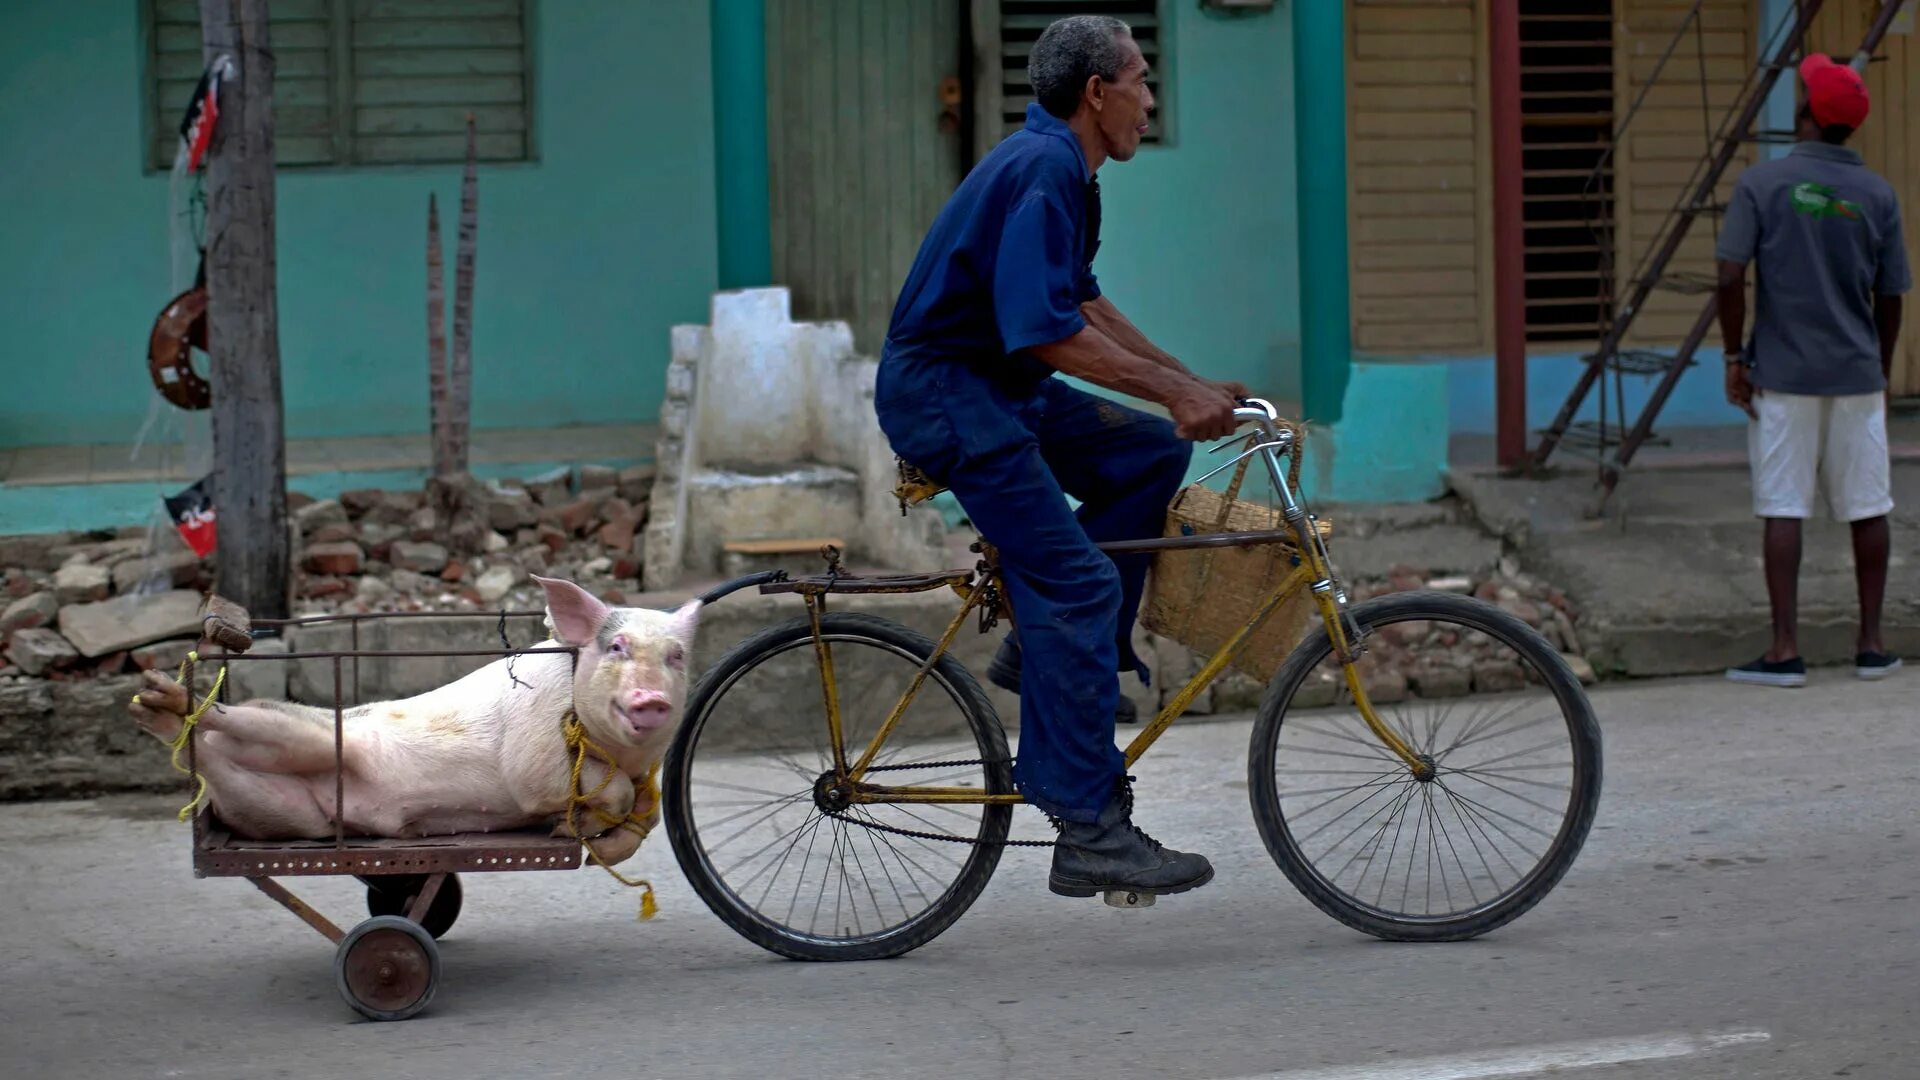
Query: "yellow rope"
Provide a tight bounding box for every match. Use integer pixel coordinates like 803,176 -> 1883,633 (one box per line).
560,711 -> 661,921
133,651 -> 228,823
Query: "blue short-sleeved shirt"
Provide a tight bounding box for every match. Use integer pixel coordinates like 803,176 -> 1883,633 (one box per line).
1716,141 -> 1912,395
884,103 -> 1102,390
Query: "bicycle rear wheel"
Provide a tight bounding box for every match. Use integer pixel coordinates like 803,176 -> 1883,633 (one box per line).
663,613 -> 1012,961
1248,591 -> 1601,941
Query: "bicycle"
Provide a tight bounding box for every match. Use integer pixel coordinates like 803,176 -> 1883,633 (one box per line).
662,399 -> 1602,961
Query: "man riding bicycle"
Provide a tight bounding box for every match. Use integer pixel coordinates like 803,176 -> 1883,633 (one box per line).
874,15 -> 1245,899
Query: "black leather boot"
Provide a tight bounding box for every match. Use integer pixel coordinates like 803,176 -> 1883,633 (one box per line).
988,634 -> 1139,724
1048,778 -> 1214,897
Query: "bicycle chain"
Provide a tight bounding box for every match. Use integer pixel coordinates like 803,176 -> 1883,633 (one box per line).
828,757 -> 1057,848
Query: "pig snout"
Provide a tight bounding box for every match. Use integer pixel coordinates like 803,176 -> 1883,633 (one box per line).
618,689 -> 674,736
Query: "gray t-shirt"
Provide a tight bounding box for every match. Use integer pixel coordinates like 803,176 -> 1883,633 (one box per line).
1716,141 -> 1912,395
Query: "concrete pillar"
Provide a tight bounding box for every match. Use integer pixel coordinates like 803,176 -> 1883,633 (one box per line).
1292,0 -> 1351,424
711,0 -> 772,288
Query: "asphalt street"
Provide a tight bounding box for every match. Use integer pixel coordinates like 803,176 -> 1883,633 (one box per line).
1,671 -> 1915,1080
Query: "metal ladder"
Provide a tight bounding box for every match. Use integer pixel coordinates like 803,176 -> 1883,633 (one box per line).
1531,0 -> 1908,499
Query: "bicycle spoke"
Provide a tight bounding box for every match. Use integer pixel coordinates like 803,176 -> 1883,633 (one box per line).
1279,775 -> 1409,802
1429,784 -> 1478,907
1439,781 -> 1558,846
858,818 -> 914,921
1292,771 -> 1412,845
782,811 -> 831,926
1443,714 -> 1553,759
692,777 -> 810,800
1435,696 -> 1535,759
1448,769 -> 1570,820
740,809 -> 823,903
1446,764 -> 1573,793
1288,720 -> 1404,760
1373,782 -> 1417,907
1439,784 -> 1535,876
1454,736 -> 1570,773
1331,783 -> 1418,892
1441,783 -> 1503,895
710,798 -> 813,858
694,791 -> 811,834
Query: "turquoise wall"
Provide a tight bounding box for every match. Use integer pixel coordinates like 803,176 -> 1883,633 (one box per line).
0,1 -> 718,450
1092,5 -> 1301,403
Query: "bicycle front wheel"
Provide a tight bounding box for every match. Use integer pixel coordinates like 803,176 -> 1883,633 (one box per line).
1249,590 -> 1602,942
663,612 -> 1013,962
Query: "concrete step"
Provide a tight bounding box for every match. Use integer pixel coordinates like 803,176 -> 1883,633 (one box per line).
684,463 -> 861,577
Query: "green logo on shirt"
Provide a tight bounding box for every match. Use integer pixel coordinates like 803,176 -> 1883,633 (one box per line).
1789,181 -> 1863,221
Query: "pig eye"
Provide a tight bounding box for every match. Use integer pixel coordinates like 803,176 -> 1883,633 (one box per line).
666,643 -> 686,670
608,637 -> 628,656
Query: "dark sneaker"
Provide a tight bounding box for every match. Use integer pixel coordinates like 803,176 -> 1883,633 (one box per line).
989,635 -> 1139,724
1856,651 -> 1903,681
1725,655 -> 1807,688
1048,778 -> 1214,898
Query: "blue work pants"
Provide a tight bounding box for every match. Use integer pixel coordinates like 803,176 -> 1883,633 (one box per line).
874,353 -> 1191,821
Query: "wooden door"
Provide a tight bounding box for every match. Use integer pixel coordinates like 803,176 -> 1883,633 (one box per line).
765,0 -> 967,355
1808,1 -> 1920,395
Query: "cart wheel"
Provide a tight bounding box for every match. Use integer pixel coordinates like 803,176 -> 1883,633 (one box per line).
334,915 -> 440,1022
364,873 -> 463,939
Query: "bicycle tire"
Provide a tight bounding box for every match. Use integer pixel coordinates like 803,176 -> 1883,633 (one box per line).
664,612 -> 1013,962
1248,590 -> 1602,942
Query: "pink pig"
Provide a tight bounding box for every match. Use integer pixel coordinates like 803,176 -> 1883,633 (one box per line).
127,576 -> 700,867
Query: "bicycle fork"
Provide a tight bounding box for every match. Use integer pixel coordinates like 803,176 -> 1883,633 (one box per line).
1237,404 -> 1434,782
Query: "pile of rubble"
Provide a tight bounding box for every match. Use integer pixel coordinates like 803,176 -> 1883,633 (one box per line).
0,464 -> 655,683
1201,557 -> 1594,713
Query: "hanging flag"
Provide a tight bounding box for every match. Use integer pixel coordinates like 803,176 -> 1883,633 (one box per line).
164,476 -> 218,558
178,55 -> 236,174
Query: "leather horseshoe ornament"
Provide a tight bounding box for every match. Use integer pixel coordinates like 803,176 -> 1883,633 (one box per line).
148,286 -> 211,410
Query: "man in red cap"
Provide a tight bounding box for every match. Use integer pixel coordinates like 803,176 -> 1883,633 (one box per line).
1717,53 -> 1910,688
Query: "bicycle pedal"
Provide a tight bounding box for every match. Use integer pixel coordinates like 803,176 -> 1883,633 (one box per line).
1102,889 -> 1156,909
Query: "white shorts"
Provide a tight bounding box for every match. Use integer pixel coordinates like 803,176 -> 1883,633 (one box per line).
1748,389 -> 1894,522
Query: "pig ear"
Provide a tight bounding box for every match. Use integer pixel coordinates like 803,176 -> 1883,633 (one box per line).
670,598 -> 703,639
532,575 -> 612,646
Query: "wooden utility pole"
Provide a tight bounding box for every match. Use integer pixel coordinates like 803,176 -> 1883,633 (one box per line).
200,0 -> 290,619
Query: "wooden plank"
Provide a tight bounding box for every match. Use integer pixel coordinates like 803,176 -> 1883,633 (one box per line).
1356,32 -> 1474,59
1355,269 -> 1481,298
1354,242 -> 1480,271
1355,111 -> 1474,138
723,537 -> 848,555
355,104 -> 526,135
1621,5 -> 1751,32
1356,296 -> 1482,324
354,0 -> 521,16
352,19 -> 523,48
158,21 -> 332,51
1356,215 -> 1477,243
157,0 -> 328,18
1351,58 -> 1474,85
1628,54 -> 1749,82
1356,321 -> 1484,350
1355,6 -> 1471,32
354,132 -> 525,162
159,73 -> 333,110
1354,163 -> 1476,193
351,46 -> 526,76
1355,191 -> 1475,217
1352,84 -> 1475,112
352,75 -> 524,106
1351,137 -> 1476,165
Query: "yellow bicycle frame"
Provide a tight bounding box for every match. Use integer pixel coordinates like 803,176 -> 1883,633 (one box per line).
816,404 -> 1432,809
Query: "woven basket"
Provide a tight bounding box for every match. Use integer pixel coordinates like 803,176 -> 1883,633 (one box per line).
1140,437 -> 1322,684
